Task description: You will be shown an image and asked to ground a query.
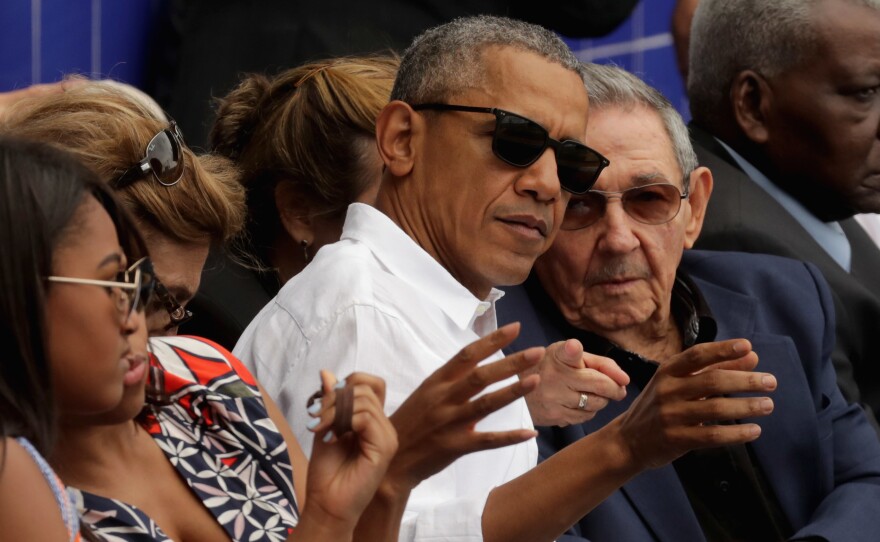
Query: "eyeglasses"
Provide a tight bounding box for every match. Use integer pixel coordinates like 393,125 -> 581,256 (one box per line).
152,278 -> 193,331
114,121 -> 186,189
47,257 -> 155,322
561,183 -> 689,230
410,103 -> 609,195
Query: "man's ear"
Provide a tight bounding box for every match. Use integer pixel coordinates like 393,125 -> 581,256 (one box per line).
731,70 -> 772,144
376,100 -> 418,178
683,166 -> 713,249
275,181 -> 314,246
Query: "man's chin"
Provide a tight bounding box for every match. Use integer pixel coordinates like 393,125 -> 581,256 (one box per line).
490,262 -> 535,288
574,307 -> 650,334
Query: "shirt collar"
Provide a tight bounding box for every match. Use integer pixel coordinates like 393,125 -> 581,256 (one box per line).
715,138 -> 852,272
341,203 -> 504,330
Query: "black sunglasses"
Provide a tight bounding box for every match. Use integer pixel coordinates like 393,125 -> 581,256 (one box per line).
115,121 -> 186,189
153,278 -> 194,331
411,103 -> 609,195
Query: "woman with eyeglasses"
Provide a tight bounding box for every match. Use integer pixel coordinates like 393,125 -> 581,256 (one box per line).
0,135 -> 150,541
0,81 -> 246,336
0,135 -> 403,541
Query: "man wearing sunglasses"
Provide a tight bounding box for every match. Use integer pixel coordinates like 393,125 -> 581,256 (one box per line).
499,63 -> 880,542
236,16 -> 780,542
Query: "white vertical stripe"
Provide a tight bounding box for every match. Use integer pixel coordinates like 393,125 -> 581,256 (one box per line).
91,0 -> 101,77
632,2 -> 646,75
31,0 -> 41,83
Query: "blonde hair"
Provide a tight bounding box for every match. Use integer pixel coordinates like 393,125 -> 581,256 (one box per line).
0,82 -> 246,244
211,55 -> 398,252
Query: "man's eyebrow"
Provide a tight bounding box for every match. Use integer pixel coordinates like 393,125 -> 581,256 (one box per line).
631,172 -> 672,186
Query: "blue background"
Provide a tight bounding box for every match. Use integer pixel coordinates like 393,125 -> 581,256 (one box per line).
0,0 -> 687,118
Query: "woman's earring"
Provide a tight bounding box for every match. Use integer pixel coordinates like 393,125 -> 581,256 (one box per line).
301,239 -> 311,263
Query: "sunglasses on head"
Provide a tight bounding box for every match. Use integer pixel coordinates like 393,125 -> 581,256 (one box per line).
561,182 -> 689,230
114,121 -> 186,189
411,103 -> 609,195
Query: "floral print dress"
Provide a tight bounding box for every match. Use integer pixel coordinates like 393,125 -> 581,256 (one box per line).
71,336 -> 300,541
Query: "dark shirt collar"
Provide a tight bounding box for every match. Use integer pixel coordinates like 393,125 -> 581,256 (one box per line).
525,268 -> 717,389
526,264 -> 791,541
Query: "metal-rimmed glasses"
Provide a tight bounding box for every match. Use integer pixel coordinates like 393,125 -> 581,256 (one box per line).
114,121 -> 186,189
47,257 -> 155,322
410,103 -> 610,195
561,182 -> 690,230
152,278 -> 194,330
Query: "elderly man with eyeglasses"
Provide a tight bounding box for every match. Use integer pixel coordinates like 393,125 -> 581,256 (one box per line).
499,62 -> 880,542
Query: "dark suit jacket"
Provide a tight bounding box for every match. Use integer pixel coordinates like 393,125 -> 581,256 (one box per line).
691,125 -> 880,425
498,250 -> 880,542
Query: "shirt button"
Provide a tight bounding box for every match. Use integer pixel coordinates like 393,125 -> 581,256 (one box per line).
475,303 -> 490,316
718,480 -> 730,492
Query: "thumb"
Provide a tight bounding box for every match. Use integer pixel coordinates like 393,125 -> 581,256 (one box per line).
552,339 -> 586,369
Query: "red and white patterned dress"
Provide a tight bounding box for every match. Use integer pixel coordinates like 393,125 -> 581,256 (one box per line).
71,336 -> 300,541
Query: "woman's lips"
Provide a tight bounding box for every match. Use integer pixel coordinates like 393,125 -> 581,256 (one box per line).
122,353 -> 148,386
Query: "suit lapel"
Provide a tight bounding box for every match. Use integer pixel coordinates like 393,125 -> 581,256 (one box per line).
581,393 -> 706,542
695,276 -> 821,529
619,469 -> 706,542
689,126 -> 853,278
842,218 -> 880,293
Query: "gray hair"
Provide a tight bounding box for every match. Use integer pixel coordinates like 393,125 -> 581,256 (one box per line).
581,62 -> 697,189
688,0 -> 880,128
391,15 -> 582,103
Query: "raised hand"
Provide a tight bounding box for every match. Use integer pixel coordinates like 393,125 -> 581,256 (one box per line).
523,338 -> 629,426
384,322 -> 542,494
295,370 -> 398,539
612,338 -> 777,470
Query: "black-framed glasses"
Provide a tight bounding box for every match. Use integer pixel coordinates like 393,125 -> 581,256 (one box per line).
411,103 -> 610,195
47,257 -> 155,322
114,121 -> 186,189
561,183 -> 689,230
152,278 -> 193,330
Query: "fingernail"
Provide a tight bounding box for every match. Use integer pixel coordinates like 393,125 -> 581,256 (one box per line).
323,430 -> 335,443
307,398 -> 322,416
760,398 -> 773,412
762,375 -> 776,389
749,424 -> 761,436
733,341 -> 748,353
333,378 -> 347,390
306,417 -> 320,431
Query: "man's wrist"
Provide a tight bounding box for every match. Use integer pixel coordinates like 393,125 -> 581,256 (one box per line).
376,471 -> 415,505
592,417 -> 645,479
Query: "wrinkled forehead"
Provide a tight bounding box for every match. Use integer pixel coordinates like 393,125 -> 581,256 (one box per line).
587,105 -> 682,190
